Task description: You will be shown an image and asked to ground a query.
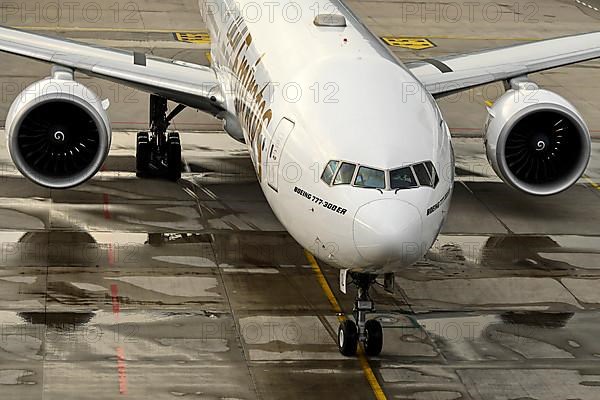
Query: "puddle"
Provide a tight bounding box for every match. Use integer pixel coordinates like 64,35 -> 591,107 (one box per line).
500,311 -> 574,328
0,369 -> 35,385
107,276 -> 219,297
18,312 -> 94,327
152,256 -> 216,268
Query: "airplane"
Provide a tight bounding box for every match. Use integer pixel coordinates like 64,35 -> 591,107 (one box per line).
0,0 -> 596,357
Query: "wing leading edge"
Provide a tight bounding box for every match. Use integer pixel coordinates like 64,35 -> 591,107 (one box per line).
2,26 -> 598,109
0,25 -> 225,115
405,32 -> 600,97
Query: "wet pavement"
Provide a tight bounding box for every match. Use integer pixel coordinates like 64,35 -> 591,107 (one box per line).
1,0 -> 600,399
0,130 -> 598,399
0,130 -> 375,399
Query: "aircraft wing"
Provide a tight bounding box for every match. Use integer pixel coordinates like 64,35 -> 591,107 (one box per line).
405,32 -> 600,97
0,25 -> 225,115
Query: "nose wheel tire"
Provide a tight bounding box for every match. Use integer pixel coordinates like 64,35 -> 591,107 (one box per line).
338,319 -> 358,356
364,319 -> 383,356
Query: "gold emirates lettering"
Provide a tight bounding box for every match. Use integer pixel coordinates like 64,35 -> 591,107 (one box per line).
226,17 -> 273,146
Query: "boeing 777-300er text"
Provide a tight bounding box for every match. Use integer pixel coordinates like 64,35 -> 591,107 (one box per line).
0,0 -> 596,356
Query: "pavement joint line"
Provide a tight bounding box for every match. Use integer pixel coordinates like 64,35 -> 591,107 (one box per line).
459,180 -> 513,234
305,250 -> 387,400
191,203 -> 262,400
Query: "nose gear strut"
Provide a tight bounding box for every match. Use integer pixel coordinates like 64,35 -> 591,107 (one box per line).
337,272 -> 383,356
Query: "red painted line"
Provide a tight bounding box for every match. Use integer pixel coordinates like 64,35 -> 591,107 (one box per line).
111,284 -> 128,394
107,243 -> 115,267
110,283 -> 120,316
103,193 -> 111,220
116,346 -> 128,394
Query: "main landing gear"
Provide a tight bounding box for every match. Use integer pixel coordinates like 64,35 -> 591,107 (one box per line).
136,95 -> 186,181
338,273 -> 384,357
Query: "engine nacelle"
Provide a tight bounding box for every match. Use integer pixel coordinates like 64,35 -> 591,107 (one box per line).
484,79 -> 591,196
5,66 -> 111,189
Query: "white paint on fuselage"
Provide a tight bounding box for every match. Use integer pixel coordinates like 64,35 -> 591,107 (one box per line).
202,0 -> 454,273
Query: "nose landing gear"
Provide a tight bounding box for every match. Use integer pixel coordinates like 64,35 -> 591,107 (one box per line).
136,95 -> 185,181
337,273 -> 383,356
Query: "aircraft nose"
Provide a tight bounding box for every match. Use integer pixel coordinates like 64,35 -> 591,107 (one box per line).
353,199 -> 423,266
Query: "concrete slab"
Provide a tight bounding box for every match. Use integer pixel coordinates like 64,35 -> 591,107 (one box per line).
459,369 -> 600,400
398,276 -> 582,312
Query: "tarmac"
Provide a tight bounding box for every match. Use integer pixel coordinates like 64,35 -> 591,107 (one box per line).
0,0 -> 600,399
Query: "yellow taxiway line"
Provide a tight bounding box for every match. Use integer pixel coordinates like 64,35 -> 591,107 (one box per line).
584,175 -> 600,191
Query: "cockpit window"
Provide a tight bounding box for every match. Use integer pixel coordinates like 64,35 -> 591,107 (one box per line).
413,163 -> 432,187
321,160 -> 339,185
424,161 -> 439,188
354,166 -> 385,189
333,162 -> 356,185
322,160 -> 437,190
390,167 -> 418,190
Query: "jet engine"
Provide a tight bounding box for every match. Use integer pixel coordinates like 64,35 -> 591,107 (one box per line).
484,78 -> 591,196
5,67 -> 111,189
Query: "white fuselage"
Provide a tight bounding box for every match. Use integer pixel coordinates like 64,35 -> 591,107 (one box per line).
202,0 -> 454,273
